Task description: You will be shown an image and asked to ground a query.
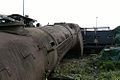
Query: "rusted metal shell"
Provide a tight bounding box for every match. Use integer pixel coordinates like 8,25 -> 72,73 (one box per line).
0,22 -> 83,80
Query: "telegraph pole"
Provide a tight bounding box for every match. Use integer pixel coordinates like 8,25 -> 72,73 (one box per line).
23,0 -> 25,16
96,17 -> 98,27
95,17 -> 98,34
94,17 -> 98,47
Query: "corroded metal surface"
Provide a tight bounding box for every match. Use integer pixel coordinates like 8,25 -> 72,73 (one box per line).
0,15 -> 83,80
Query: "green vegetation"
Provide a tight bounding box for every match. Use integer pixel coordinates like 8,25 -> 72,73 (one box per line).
114,25 -> 120,45
52,53 -> 120,80
52,54 -> 99,80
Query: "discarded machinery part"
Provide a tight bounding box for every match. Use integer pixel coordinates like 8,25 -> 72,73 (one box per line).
0,14 -> 15,22
0,15 -> 83,80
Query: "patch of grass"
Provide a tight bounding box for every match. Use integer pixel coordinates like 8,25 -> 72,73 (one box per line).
51,54 -> 120,80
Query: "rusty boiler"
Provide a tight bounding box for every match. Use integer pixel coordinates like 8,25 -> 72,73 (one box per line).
0,14 -> 83,80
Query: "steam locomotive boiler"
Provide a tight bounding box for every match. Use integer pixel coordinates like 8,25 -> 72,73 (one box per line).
0,14 -> 83,80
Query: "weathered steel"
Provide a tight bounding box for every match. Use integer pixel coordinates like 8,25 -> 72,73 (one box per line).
0,15 -> 83,80
81,27 -> 114,53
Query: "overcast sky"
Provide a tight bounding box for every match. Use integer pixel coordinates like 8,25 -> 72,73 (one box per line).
0,0 -> 120,29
